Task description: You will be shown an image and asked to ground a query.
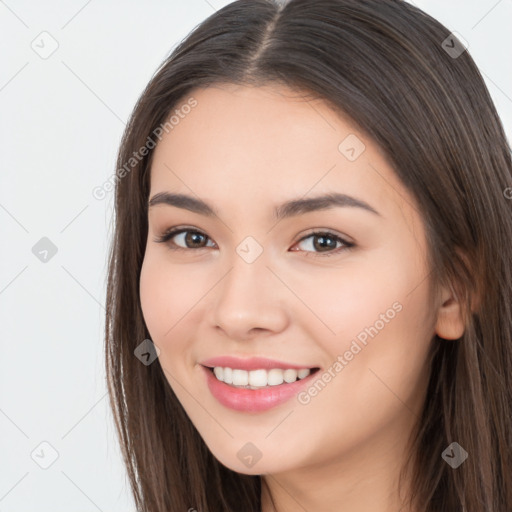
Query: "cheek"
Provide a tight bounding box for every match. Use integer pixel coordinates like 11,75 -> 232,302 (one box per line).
139,253 -> 166,339
139,252 -> 184,342
282,257 -> 414,346
139,250 -> 213,349
288,243 -> 433,379
314,255 -> 433,414
290,273 -> 433,457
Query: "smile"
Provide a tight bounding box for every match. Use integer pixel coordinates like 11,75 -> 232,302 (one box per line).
201,365 -> 320,412
211,366 -> 313,389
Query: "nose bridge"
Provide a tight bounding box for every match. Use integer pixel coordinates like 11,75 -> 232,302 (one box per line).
212,238 -> 288,338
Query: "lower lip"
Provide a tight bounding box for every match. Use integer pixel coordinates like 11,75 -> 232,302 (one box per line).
201,365 -> 318,412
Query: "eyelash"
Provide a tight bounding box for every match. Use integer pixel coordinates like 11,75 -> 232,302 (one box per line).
153,226 -> 355,257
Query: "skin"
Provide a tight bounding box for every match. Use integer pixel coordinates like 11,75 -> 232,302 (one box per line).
139,83 -> 465,512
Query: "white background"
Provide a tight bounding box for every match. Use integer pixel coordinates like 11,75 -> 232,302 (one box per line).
0,1 -> 511,510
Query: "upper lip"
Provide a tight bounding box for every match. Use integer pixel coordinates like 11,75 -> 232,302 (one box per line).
200,356 -> 319,371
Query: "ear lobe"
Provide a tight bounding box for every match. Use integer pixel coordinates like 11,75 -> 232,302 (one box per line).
434,249 -> 479,340
434,287 -> 466,340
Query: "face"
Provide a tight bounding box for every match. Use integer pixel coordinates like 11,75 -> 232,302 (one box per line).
139,83 -> 449,478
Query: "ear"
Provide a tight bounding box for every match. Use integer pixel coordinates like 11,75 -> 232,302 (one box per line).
434,282 -> 466,340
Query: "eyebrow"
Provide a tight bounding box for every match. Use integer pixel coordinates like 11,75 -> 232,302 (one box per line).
148,191 -> 381,219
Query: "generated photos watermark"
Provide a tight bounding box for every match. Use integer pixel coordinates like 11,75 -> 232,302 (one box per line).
92,96 -> 198,200
297,300 -> 403,405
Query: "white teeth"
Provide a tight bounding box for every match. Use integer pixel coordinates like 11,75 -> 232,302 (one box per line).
223,367 -> 233,384
297,368 -> 311,379
211,367 -> 312,388
249,369 -> 267,387
232,369 -> 249,386
267,368 -> 285,386
283,369 -> 298,383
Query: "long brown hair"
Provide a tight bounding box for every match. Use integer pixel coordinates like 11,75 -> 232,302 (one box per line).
104,1 -> 512,510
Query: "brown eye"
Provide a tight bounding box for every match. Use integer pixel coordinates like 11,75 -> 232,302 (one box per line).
181,231 -> 208,248
154,228 -> 215,250
292,231 -> 354,257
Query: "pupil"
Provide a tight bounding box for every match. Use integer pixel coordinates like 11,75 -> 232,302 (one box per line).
187,232 -> 205,247
315,235 -> 336,251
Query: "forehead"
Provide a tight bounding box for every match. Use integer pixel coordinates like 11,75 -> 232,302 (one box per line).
149,83 -> 415,223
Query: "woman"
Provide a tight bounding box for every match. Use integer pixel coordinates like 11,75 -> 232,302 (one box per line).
104,1 -> 512,510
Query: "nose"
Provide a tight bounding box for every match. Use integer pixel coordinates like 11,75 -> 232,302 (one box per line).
211,253 -> 289,341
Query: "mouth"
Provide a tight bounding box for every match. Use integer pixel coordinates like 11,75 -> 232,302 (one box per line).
201,364 -> 321,412
202,364 -> 321,389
